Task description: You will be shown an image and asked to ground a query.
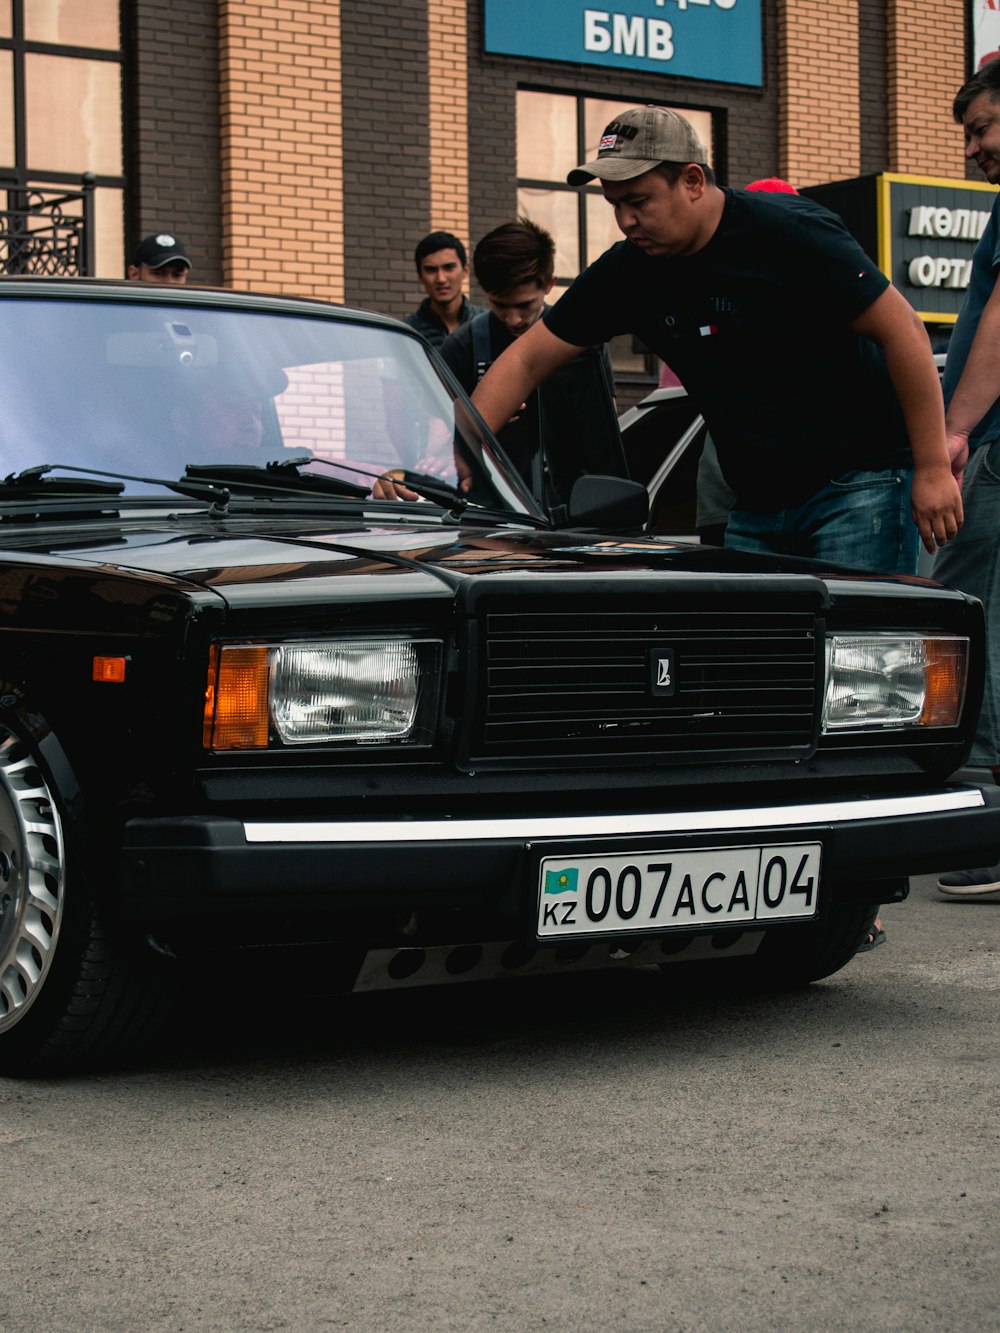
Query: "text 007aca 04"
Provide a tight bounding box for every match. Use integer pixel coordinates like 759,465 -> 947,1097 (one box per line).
536,843 -> 822,939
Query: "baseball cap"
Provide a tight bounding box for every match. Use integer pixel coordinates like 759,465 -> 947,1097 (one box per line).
133,233 -> 191,270
745,177 -> 799,194
567,105 -> 708,186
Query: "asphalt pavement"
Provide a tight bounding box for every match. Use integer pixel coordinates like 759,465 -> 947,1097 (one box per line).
0,872 -> 997,1332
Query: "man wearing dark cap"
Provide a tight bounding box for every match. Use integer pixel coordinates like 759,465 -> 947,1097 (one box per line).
127,233 -> 191,284
470,105 -> 962,571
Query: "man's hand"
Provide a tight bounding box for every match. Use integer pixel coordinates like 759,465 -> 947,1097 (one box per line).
911,463 -> 964,554
850,289 -> 962,556
371,469 -> 420,501
454,451 -> 474,494
370,452 -> 474,502
945,430 -> 970,492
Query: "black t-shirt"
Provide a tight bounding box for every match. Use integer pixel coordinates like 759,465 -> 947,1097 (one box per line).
544,188 -> 909,508
440,310 -> 621,503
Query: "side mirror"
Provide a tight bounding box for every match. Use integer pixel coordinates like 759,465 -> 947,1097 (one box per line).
560,475 -> 649,529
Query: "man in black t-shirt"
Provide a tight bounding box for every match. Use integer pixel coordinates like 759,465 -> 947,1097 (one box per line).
469,106 -> 963,571
438,218 -> 621,505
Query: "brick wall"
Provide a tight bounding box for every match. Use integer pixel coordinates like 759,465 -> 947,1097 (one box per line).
340,0 -> 480,323
428,0 -> 471,247
125,0 -> 223,283
858,0 -> 888,175
341,2 -> 431,318
887,0 -> 966,177
778,0 -> 859,186
219,0 -> 345,300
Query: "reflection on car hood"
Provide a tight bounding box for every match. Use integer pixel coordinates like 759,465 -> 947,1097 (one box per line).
0,512 -> 938,602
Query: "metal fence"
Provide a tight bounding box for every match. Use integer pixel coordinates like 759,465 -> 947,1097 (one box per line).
0,174 -> 95,276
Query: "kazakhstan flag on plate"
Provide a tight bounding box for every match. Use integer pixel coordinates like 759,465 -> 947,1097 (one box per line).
544,867 -> 579,895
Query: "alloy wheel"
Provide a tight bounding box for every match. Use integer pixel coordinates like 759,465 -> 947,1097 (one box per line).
0,724 -> 65,1032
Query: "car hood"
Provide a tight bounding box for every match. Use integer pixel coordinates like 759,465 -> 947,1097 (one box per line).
3,511 -> 938,604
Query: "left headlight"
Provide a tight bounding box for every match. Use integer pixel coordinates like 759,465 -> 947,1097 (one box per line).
822,633 -> 968,732
204,637 -> 442,750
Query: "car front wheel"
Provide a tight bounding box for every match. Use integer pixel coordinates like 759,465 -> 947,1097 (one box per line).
0,718 -> 172,1075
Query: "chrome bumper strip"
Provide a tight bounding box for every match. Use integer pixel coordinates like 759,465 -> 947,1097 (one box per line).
243,788 -> 984,845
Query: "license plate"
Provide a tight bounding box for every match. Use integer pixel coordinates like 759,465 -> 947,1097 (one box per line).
536,842 -> 821,939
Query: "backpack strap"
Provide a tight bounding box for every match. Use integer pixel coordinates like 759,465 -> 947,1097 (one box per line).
470,310 -> 547,502
470,311 -> 492,384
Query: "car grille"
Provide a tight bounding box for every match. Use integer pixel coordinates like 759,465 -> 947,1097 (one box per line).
469,604 -> 820,764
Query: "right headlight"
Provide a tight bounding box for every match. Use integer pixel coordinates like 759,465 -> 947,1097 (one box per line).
822,633 -> 968,732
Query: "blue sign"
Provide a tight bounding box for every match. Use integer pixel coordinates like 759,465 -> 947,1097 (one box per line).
483,0 -> 762,88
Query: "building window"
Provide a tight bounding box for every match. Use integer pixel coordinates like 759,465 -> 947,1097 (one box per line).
0,0 -> 123,276
517,88 -> 714,381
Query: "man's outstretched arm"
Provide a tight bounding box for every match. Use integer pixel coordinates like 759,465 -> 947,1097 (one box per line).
850,285 -> 963,553
373,320 -> 586,501
942,269 -> 1000,483
470,318 -> 585,433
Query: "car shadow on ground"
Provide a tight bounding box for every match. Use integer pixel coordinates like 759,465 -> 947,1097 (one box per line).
130,952 -> 899,1083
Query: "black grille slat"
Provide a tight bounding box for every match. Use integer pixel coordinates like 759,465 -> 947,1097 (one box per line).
487,635 -> 811,656
486,667 -> 815,689
471,604 -> 819,761
485,689 -> 815,716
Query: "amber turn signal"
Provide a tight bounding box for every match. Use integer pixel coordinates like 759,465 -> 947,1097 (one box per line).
203,644 -> 270,749
920,637 -> 968,728
92,655 -> 127,683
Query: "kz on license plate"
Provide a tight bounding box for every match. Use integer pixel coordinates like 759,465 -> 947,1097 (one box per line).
537,843 -> 821,939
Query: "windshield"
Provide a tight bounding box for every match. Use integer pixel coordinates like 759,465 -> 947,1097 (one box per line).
0,294 -> 540,515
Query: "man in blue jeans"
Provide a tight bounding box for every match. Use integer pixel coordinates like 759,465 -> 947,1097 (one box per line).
470,105 -> 963,572
933,58 -> 1000,898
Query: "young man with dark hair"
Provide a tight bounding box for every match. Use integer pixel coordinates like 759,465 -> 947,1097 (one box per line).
470,105 -> 962,571
437,217 -> 619,504
404,230 -> 484,347
931,57 -> 1000,898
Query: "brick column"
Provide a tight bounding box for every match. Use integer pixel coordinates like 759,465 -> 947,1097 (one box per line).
778,1 -> 860,185
427,0 -> 470,244
219,0 -> 344,300
887,1 -> 967,176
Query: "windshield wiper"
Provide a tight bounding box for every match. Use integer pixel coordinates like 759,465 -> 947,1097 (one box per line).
2,466 -> 124,497
305,456 -> 468,510
3,464 -> 229,506
185,455 -> 369,500
391,469 -> 469,509
308,457 -> 552,526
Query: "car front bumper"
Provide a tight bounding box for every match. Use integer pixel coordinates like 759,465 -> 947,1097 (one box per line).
119,783 -> 1000,925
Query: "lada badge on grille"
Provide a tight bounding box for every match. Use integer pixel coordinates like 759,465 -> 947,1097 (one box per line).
649,646 -> 676,697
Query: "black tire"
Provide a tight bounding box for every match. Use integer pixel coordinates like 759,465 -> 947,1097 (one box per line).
659,901 -> 881,991
0,717 -> 174,1076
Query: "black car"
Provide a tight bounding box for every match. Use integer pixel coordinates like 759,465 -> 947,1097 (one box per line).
0,279 -> 997,1074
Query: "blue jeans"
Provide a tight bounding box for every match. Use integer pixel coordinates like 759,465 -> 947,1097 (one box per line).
724,468 -> 920,574
932,439 -> 1000,767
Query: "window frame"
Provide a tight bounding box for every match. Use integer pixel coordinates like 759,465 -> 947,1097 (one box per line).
0,0 -> 124,276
